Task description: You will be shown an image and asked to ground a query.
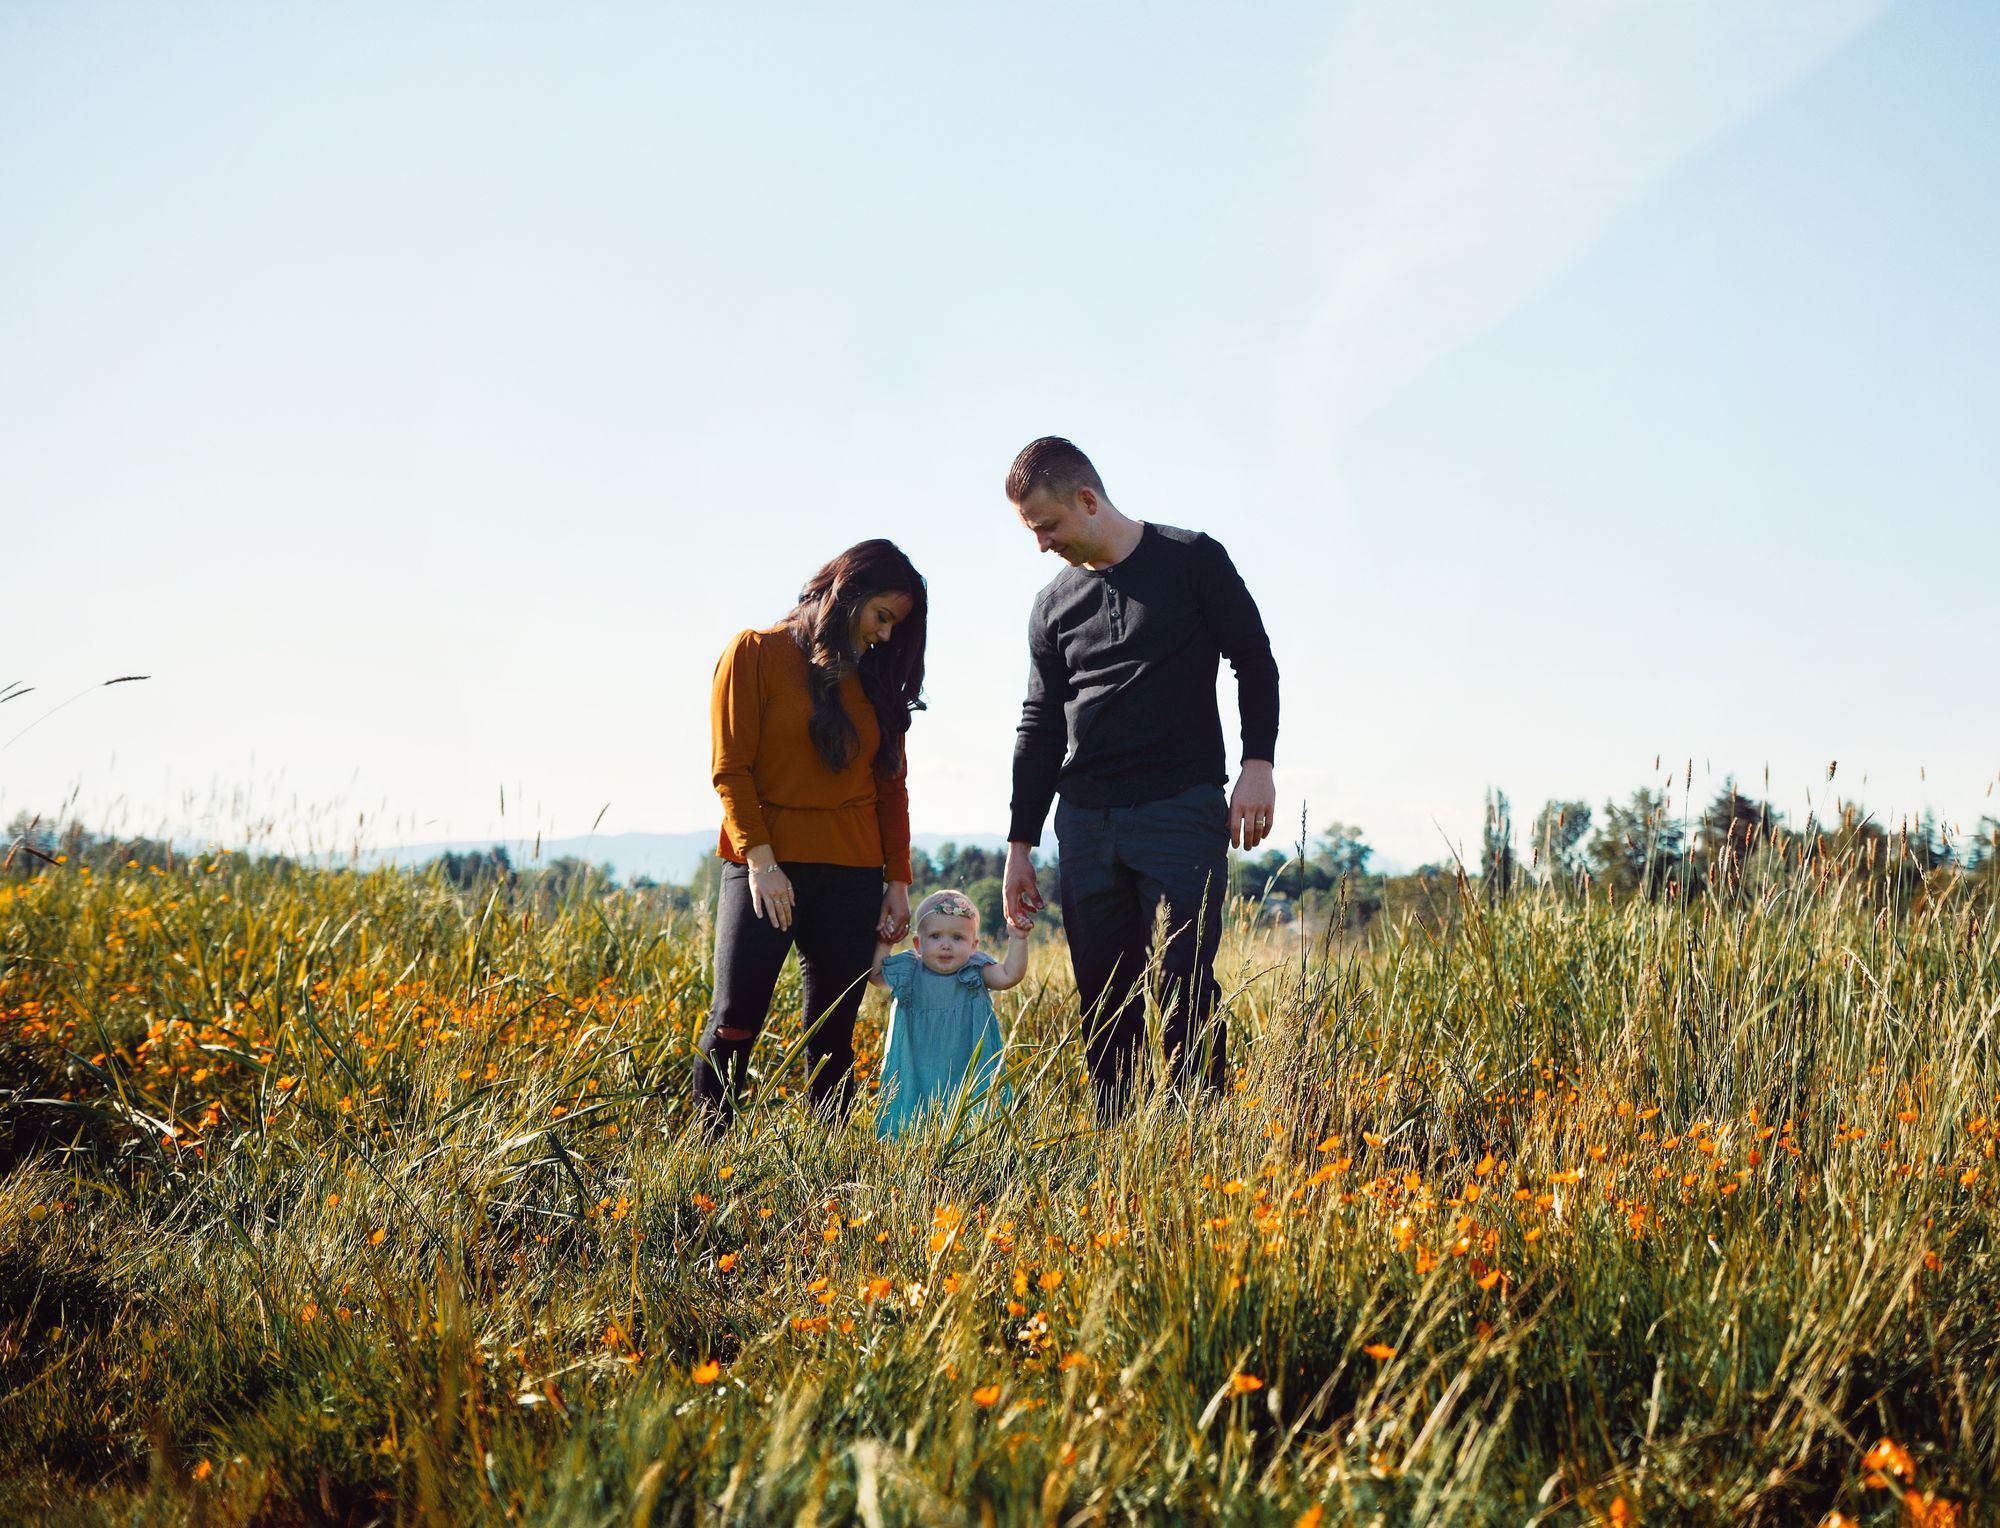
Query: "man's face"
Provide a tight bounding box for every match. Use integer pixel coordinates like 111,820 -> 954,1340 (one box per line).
1013,486 -> 1102,566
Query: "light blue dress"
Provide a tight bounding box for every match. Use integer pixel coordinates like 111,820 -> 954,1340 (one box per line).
875,950 -> 1009,1139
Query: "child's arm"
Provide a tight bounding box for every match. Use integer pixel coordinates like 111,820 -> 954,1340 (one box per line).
867,941 -> 897,989
981,924 -> 1032,991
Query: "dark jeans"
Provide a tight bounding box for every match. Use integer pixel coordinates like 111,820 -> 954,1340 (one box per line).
1056,782 -> 1230,1118
693,860 -> 882,1129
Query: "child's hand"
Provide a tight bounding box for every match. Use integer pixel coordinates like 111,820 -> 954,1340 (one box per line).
1006,918 -> 1032,941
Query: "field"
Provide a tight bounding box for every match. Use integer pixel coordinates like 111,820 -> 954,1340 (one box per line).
2,850 -> 1996,1525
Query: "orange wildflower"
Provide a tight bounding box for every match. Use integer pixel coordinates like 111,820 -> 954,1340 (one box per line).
1904,1493 -> 1962,1527
1861,1437 -> 1914,1481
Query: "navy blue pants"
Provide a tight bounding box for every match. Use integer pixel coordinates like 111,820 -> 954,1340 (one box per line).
1055,783 -> 1230,1117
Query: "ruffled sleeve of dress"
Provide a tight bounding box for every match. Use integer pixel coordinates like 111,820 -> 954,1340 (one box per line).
953,951 -> 998,989
879,950 -> 921,1003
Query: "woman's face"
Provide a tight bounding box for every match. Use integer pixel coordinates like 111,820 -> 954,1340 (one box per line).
847,591 -> 914,655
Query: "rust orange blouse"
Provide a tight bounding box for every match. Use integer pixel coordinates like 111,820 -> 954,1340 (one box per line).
710,625 -> 913,883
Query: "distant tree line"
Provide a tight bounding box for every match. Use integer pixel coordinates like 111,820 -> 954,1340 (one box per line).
430,840 -> 1064,933
4,814 -> 198,877
0,816 -> 665,916
13,788 -> 1997,938
1216,780 -> 2000,936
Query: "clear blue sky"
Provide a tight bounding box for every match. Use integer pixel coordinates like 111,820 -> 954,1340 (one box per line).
5,0 -> 1995,870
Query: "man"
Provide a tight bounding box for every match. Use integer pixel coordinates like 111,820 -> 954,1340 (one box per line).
1001,436 -> 1279,1117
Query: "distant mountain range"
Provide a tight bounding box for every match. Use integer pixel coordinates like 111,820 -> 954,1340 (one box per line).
354,830 -> 1035,886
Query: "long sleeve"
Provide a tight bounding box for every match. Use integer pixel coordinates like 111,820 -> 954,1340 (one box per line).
1197,536 -> 1279,765
710,631 -> 770,857
875,738 -> 914,883
1008,607 -> 1071,845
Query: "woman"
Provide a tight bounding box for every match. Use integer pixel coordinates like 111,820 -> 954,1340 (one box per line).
695,539 -> 927,1128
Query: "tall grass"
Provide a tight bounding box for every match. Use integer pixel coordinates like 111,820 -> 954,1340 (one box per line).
2,851 -> 1994,1524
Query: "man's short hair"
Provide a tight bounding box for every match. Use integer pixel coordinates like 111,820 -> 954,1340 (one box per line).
1006,437 -> 1106,505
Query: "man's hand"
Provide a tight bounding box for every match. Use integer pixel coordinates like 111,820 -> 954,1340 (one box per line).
878,881 -> 911,942
1002,841 -> 1045,930
1229,760 -> 1278,851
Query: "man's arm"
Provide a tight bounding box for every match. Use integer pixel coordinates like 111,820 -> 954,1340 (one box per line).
1006,607 -> 1068,925
1197,536 -> 1280,850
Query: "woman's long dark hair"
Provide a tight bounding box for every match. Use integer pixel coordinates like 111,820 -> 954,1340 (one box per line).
783,540 -> 927,777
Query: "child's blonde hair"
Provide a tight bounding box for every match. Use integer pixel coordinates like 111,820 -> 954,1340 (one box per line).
913,889 -> 980,934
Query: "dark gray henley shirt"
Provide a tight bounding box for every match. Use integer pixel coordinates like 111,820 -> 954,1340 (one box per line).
1008,522 -> 1279,845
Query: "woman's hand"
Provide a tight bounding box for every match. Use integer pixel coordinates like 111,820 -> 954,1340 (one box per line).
746,852 -> 795,930
878,881 -> 911,942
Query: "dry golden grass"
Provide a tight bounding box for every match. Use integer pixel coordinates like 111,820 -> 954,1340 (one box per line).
1,850 -> 1995,1524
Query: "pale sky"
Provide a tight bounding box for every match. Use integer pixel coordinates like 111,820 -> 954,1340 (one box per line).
5,0 -> 1996,870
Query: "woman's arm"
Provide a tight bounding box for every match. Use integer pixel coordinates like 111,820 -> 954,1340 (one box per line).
711,632 -> 771,861
982,925 -> 1032,991
874,737 -> 914,935
878,880 -> 910,942
713,632 -> 795,928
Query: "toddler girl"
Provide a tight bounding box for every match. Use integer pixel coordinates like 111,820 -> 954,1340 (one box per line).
869,889 -> 1028,1139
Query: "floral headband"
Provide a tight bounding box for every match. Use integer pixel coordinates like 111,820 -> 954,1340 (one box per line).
914,891 -> 978,932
